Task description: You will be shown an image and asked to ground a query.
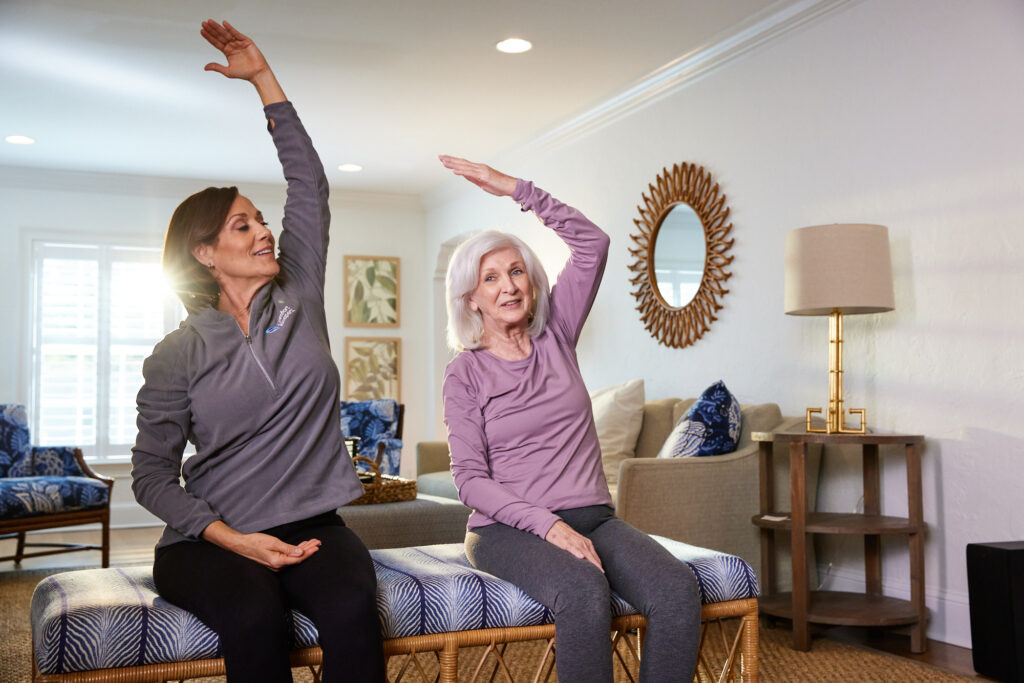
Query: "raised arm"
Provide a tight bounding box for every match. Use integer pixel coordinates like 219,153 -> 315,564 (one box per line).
438,155 -> 610,346
513,181 -> 609,345
202,20 -> 330,302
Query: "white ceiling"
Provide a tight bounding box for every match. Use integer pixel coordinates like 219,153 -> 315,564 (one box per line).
0,0 -> 781,195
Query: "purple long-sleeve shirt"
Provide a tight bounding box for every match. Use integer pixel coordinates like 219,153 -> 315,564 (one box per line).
442,180 -> 613,539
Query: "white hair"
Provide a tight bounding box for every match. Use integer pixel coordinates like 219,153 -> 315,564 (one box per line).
445,230 -> 550,351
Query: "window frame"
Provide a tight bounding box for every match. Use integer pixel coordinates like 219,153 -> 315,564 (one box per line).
24,230 -> 182,463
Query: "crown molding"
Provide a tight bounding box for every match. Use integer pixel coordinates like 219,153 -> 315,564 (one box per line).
521,0 -> 860,155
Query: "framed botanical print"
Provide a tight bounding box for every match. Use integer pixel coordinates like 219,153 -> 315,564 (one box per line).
344,255 -> 399,327
344,336 -> 401,401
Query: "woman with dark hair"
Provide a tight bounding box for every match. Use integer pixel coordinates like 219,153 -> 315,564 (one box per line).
131,21 -> 384,682
441,155 -> 701,682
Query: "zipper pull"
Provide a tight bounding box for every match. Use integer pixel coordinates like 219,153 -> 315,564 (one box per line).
245,334 -> 252,344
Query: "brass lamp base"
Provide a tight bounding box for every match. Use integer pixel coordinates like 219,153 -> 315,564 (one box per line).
805,310 -> 868,435
805,407 -> 866,434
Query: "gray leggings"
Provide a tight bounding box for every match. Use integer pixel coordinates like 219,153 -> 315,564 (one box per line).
465,505 -> 700,682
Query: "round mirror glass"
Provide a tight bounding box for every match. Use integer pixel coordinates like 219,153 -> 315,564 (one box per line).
653,203 -> 706,308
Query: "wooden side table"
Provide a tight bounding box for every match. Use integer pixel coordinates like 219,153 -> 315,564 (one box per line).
752,430 -> 927,652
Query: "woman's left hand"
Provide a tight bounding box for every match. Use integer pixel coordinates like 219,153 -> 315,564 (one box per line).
439,155 -> 517,197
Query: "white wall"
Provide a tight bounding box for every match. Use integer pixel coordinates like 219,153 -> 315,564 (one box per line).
0,166 -> 428,525
423,0 -> 1024,647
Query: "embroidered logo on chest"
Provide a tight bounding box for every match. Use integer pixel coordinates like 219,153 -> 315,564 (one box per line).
265,305 -> 295,334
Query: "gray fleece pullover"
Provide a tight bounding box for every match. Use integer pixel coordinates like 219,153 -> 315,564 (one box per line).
131,101 -> 364,549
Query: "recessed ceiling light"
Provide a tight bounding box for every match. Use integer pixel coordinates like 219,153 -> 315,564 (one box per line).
5,135 -> 35,145
338,163 -> 363,172
496,38 -> 532,54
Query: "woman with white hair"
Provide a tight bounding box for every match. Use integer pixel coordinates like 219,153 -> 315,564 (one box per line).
440,155 -> 701,681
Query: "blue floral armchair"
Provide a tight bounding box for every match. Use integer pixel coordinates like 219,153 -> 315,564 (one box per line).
340,399 -> 404,476
0,404 -> 113,567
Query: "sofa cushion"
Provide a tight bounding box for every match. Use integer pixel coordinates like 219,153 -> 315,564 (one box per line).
589,379 -> 645,489
0,476 -> 110,519
657,381 -> 741,458
416,471 -> 459,499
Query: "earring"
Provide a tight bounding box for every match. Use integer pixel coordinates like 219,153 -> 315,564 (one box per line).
207,263 -> 215,269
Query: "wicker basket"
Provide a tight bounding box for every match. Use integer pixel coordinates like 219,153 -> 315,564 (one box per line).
347,442 -> 417,505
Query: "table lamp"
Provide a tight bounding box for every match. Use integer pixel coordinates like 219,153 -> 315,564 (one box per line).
785,223 -> 894,434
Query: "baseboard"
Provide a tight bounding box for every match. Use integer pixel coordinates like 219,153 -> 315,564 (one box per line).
112,501 -> 162,528
818,562 -> 972,648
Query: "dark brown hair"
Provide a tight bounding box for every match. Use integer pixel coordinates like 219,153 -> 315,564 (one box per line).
163,186 -> 238,314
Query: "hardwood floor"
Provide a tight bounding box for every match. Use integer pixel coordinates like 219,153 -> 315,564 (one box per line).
2,527 -> 989,679
0,525 -> 161,571
809,624 -> 990,680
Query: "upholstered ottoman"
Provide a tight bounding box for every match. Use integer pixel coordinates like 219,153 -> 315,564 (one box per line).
339,493 -> 471,549
31,538 -> 760,682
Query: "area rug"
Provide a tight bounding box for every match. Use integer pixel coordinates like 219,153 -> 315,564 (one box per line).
2,568 -> 973,682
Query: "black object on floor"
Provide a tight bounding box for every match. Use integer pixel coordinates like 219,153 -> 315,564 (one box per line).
966,541 -> 1024,683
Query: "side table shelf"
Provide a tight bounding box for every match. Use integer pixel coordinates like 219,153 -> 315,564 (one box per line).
752,429 -> 928,652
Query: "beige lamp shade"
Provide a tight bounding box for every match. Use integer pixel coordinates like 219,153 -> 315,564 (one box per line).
785,223 -> 895,316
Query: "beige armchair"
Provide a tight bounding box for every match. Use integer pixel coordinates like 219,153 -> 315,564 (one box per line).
615,400 -> 821,589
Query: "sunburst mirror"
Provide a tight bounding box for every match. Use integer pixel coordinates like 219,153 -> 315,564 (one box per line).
628,163 -> 734,348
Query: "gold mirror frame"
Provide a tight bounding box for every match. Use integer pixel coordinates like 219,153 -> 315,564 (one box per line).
628,163 -> 734,348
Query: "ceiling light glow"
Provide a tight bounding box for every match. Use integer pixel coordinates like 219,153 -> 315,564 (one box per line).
5,135 -> 35,145
496,38 -> 532,54
338,163 -> 363,172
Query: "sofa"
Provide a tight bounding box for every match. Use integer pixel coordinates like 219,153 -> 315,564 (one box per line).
417,396 -> 820,590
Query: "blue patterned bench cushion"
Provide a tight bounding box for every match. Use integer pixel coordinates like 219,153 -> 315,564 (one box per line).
31,537 -> 757,675
0,476 -> 109,519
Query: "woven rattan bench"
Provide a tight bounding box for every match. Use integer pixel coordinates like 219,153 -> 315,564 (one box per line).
30,538 -> 759,682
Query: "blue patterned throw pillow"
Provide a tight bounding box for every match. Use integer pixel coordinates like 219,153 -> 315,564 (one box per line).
0,404 -> 31,477
339,399 -> 403,475
657,381 -> 741,458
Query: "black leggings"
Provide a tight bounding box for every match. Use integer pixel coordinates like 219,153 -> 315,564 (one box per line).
153,512 -> 384,682
466,505 -> 701,682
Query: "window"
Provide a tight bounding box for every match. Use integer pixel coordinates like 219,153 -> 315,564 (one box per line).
29,239 -> 183,461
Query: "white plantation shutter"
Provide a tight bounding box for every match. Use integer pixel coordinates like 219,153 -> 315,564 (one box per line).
31,240 -> 182,460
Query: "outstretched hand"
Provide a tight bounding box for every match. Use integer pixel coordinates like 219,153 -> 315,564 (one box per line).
439,155 -> 517,197
200,20 -> 286,105
201,20 -> 269,80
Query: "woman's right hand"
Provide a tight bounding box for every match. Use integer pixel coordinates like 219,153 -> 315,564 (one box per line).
545,520 -> 604,572
199,20 -> 286,106
438,155 -> 518,197
202,521 -> 321,570
200,20 -> 270,81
